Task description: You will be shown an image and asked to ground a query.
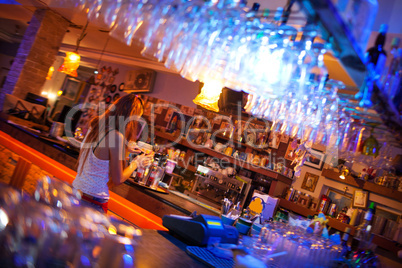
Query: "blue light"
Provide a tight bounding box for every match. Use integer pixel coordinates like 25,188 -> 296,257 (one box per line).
0,0 -> 21,4
80,255 -> 91,267
125,244 -> 134,253
122,254 -> 134,267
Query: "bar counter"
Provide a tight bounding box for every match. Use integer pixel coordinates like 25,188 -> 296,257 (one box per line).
0,115 -> 219,222
135,229 -> 207,267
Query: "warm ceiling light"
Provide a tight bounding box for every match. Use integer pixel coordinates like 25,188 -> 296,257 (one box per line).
46,66 -> 54,80
193,80 -> 223,112
58,51 -> 80,77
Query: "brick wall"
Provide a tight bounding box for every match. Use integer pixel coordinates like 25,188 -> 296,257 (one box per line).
0,8 -> 69,108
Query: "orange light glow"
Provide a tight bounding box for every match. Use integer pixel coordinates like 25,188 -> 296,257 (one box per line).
46,66 -> 54,80
58,51 -> 80,77
193,80 -> 223,112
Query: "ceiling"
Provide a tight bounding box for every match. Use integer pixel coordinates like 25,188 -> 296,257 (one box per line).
0,0 -> 398,87
0,0 -> 336,77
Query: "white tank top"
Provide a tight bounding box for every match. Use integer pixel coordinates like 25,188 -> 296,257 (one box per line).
73,132 -> 110,199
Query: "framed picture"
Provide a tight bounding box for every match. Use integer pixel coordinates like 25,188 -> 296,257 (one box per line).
124,69 -> 156,93
268,131 -> 280,149
301,172 -> 319,193
165,111 -> 192,134
326,188 -> 352,215
62,77 -> 82,101
297,194 -> 311,208
309,197 -> 319,211
284,142 -> 297,161
304,149 -> 326,170
280,133 -> 289,144
353,190 -> 369,209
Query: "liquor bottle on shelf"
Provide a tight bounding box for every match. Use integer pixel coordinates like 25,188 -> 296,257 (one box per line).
341,227 -> 351,258
381,37 -> 401,99
366,24 -> 388,75
337,0 -> 378,53
355,24 -> 388,106
351,202 -> 376,251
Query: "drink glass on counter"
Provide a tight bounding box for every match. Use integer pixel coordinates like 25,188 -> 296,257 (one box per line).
147,160 -> 164,189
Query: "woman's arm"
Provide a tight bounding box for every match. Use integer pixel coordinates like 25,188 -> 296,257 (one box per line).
108,131 -> 152,186
108,131 -> 136,185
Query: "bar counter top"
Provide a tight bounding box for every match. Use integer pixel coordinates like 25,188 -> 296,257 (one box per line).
136,229 -> 207,267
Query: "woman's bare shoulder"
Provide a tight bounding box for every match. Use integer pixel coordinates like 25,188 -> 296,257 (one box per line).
106,129 -> 125,146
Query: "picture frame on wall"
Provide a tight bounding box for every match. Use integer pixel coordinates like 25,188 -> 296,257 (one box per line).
353,190 -> 369,209
304,149 -> 326,170
268,131 -> 280,149
326,188 -> 352,215
284,141 -> 297,161
301,172 -> 319,193
309,197 -> 319,211
62,77 -> 82,101
124,69 -> 156,93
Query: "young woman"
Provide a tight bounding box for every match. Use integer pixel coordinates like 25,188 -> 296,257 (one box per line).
73,94 -> 152,213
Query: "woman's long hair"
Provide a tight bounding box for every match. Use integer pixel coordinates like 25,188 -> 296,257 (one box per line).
77,94 -> 144,175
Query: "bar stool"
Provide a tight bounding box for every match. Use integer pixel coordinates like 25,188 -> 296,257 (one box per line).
9,156 -> 32,190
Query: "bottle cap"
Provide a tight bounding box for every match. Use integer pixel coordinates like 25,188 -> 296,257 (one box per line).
379,24 -> 388,34
391,37 -> 400,48
274,7 -> 283,21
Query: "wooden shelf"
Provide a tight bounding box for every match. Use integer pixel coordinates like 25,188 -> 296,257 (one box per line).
321,169 -> 402,202
279,198 -> 356,235
214,133 -> 270,153
155,130 -> 293,185
176,159 -> 197,173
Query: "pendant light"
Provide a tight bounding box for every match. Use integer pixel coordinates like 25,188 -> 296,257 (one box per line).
58,21 -> 88,77
193,80 -> 223,112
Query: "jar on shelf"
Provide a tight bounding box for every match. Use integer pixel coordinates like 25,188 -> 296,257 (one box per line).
317,195 -> 331,213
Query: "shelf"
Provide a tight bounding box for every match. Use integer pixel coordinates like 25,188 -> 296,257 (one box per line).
279,198 -> 357,235
214,133 -> 270,153
176,159 -> 197,173
155,130 -> 293,185
321,169 -> 402,202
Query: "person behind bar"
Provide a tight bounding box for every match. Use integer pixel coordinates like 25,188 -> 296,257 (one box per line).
73,94 -> 152,213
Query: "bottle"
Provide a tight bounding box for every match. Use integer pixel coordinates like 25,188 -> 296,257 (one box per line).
352,202 -> 375,251
382,43 -> 401,99
136,166 -> 145,184
393,66 -> 402,112
146,160 -> 160,188
342,0 -> 378,53
341,228 -> 351,258
366,24 -> 388,75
